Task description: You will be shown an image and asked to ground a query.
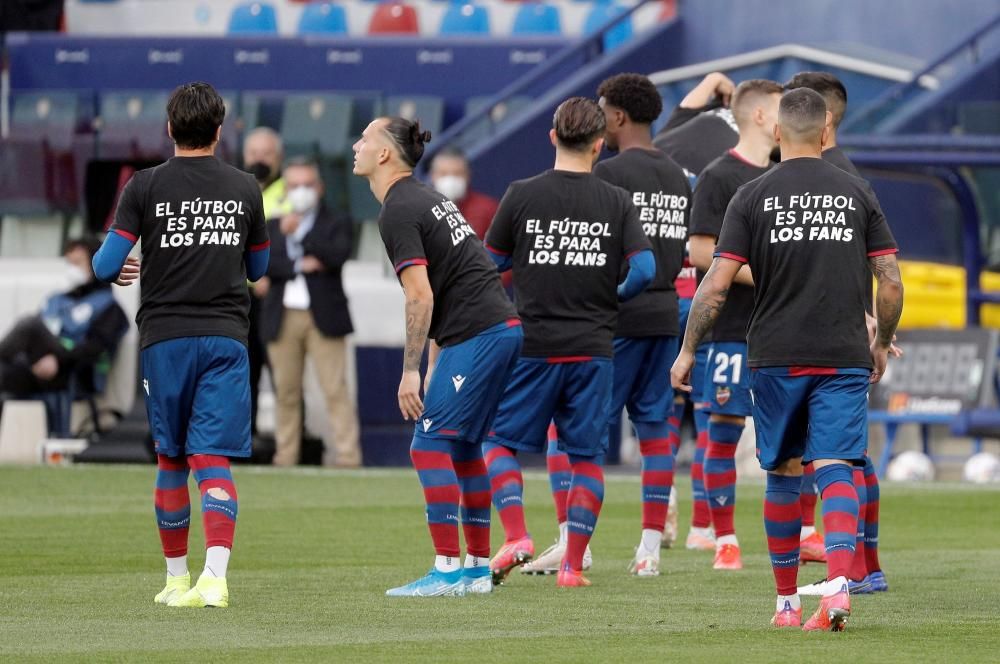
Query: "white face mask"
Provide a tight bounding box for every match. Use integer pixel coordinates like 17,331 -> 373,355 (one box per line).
287,186 -> 319,214
434,175 -> 468,203
66,264 -> 90,288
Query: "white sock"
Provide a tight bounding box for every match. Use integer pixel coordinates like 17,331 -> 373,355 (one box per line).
639,529 -> 661,554
776,593 -> 801,612
800,525 -> 817,539
435,555 -> 460,573
690,526 -> 714,538
202,546 -> 230,578
464,555 -> 487,569
558,521 -> 568,545
716,534 -> 739,547
828,575 -> 849,593
166,556 -> 188,577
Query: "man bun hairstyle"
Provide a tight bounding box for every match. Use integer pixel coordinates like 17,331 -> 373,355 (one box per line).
597,73 -> 663,125
779,87 -> 828,140
552,97 -> 606,151
167,81 -> 225,150
383,117 -> 433,168
784,71 -> 848,128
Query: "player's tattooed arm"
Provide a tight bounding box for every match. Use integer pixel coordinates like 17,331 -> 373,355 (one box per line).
869,253 -> 904,348
403,297 -> 433,371
682,257 -> 741,353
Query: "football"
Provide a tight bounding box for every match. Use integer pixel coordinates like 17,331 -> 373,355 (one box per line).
963,452 -> 1000,484
886,450 -> 936,482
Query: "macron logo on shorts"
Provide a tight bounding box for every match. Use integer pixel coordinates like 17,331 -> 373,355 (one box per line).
452,375 -> 466,392
143,379 -> 150,395
422,418 -> 433,432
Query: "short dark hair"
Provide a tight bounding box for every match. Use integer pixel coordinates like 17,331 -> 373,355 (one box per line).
597,73 -> 663,125
731,79 -> 784,125
64,237 -> 102,260
432,146 -> 468,164
382,117 -> 432,168
784,71 -> 848,128
779,87 -> 828,139
282,155 -> 321,174
552,97 -> 606,151
166,82 -> 225,150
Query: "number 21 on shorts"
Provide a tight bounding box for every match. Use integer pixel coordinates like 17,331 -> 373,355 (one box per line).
712,350 -> 743,385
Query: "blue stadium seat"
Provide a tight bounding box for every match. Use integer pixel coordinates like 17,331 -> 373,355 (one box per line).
228,2 -> 278,34
583,4 -> 632,52
460,95 -> 533,147
298,2 -> 348,35
439,4 -> 490,36
511,3 -> 561,36
11,92 -> 80,152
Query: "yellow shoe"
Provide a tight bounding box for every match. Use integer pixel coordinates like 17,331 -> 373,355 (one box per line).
154,573 -> 190,605
168,575 -> 229,608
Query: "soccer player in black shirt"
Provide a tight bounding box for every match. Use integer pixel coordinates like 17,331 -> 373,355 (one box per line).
784,73 -> 895,589
92,82 -> 270,609
528,75 -> 690,578
353,116 -> 522,597
671,87 -> 904,631
652,72 -> 740,549
688,79 -> 783,571
653,72 -> 739,181
483,97 -> 654,587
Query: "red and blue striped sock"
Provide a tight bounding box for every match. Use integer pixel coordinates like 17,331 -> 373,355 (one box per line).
545,424 -> 571,525
667,399 -> 685,456
564,454 -> 604,572
863,456 -> 882,573
800,462 -> 818,529
483,441 -> 528,542
850,466 -> 869,581
691,407 -> 711,528
452,442 -> 491,559
815,463 -> 859,581
705,420 -> 743,538
409,436 -> 461,557
155,454 -> 190,559
635,421 -> 674,532
189,454 -> 238,550
764,473 -> 802,596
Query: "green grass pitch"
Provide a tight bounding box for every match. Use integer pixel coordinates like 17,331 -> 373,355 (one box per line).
1,464 -> 998,662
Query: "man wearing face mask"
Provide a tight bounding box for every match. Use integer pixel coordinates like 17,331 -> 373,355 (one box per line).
429,148 -> 499,240
243,127 -> 287,218
0,238 -> 128,431
242,127 -> 286,443
255,157 -> 361,467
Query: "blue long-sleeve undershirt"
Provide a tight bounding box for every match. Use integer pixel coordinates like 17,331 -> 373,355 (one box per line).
618,249 -> 655,302
92,231 -> 135,283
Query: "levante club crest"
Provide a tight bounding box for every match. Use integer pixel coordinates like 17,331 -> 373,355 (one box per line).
715,386 -> 731,405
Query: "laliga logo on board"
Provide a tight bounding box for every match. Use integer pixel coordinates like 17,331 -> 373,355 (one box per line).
55,49 -> 89,64
234,49 -> 269,65
326,49 -> 363,65
510,50 -> 546,65
416,49 -> 453,65
148,49 -> 184,65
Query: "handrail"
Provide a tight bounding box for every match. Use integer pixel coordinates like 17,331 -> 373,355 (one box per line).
841,12 -> 1000,133
422,0 -> 658,166
648,43 -> 927,86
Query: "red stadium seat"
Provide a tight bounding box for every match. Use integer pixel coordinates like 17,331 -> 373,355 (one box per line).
368,3 -> 420,35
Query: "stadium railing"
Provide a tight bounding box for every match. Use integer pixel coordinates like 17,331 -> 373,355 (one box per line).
841,13 -> 1000,134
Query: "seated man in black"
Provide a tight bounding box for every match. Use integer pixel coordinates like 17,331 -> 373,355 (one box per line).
0,238 -> 129,432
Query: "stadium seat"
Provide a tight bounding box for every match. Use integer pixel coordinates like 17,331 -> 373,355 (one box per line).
511,3 -> 561,36
460,95 -> 533,147
583,4 -> 633,52
368,3 -> 419,35
11,92 -> 80,152
439,3 -> 490,36
97,90 -> 171,159
384,95 -> 445,138
280,93 -> 354,157
228,2 -> 278,34
0,139 -> 55,216
298,2 -> 348,35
